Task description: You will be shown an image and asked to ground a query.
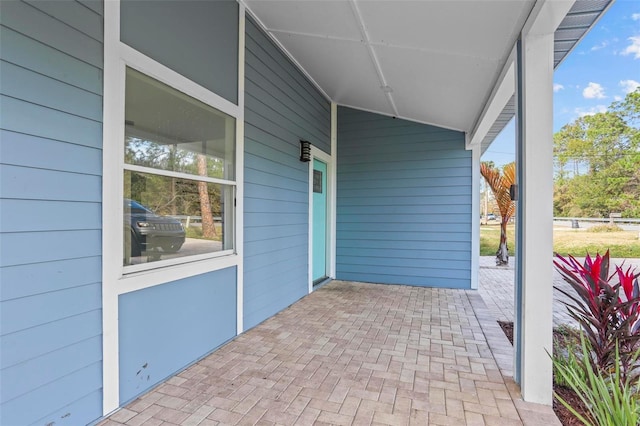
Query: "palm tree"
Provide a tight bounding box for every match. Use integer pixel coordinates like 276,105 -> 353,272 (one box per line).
480,162 -> 516,265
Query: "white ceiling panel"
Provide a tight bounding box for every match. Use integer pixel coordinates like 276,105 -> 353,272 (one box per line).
278,34 -> 394,115
376,45 -> 499,130
358,1 -> 532,60
246,0 -> 361,41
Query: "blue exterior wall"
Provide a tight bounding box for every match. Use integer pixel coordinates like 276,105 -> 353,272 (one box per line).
0,1 -> 104,424
118,267 -> 237,403
336,107 -> 472,289
243,18 -> 331,329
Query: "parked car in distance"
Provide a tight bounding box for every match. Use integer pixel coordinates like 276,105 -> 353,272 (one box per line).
487,213 -> 496,221
125,199 -> 186,256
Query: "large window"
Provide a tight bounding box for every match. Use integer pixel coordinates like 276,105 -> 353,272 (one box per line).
123,67 -> 236,269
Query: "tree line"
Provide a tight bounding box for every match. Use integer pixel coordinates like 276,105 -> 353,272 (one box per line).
554,89 -> 639,218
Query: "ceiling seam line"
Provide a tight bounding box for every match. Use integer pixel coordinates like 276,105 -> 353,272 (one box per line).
348,0 -> 398,117
267,28 -> 502,63
266,28 -> 362,43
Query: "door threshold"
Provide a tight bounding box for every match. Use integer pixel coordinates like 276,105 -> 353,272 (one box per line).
313,277 -> 331,288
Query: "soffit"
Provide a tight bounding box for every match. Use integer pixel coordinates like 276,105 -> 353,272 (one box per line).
479,0 -> 613,153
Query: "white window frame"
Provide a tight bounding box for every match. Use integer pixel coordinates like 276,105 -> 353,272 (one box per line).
102,0 -> 245,414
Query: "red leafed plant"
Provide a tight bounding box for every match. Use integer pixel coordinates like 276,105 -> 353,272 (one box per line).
554,250 -> 640,383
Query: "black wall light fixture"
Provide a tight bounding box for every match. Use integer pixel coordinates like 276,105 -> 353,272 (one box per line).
299,140 -> 311,162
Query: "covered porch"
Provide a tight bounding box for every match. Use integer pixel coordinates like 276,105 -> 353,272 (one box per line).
99,280 -> 559,425
0,0 -> 615,423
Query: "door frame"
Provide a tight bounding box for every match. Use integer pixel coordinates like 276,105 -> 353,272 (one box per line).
307,145 -> 335,293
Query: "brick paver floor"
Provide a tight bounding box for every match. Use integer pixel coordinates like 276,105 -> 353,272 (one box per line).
478,256 -> 640,327
101,280 -> 559,425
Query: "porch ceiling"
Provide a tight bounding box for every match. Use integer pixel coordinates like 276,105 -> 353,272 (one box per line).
245,0 -> 535,133
246,0 -> 612,146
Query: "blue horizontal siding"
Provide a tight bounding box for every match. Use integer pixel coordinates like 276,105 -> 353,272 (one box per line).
245,47 -> 328,120
245,211 -> 307,227
23,0 -> 103,41
0,1 -> 104,424
336,107 -> 472,288
32,390 -> 103,426
0,310 -> 101,369
1,60 -> 102,121
1,130 -> 102,175
1,165 -> 102,202
339,195 -> 470,206
0,96 -> 102,148
0,0 -> 103,68
339,239 -> 471,252
119,267 -> 237,403
1,282 -> 101,335
243,17 -> 330,331
0,200 -> 101,233
337,247 -> 470,261
0,230 -> 101,268
78,0 -> 103,16
338,167 -> 471,181
338,213 -> 471,224
338,221 -> 471,233
244,166 -> 307,193
337,272 -> 469,289
0,26 -> 102,95
0,361 -> 102,426
339,175 -> 471,189
1,335 -> 101,404
244,237 -> 309,263
0,257 -> 102,301
244,243 -> 308,273
339,204 -> 471,215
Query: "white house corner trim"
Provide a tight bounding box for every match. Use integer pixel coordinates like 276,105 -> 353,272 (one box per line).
236,4 -> 246,335
330,102 -> 338,280
102,0 -> 122,415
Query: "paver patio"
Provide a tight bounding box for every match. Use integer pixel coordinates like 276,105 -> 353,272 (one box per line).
478,256 -> 640,327
100,279 -> 560,425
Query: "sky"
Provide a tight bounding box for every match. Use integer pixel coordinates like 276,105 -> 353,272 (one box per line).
482,0 -> 640,168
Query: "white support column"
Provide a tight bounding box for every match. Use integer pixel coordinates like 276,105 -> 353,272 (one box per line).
514,29 -> 555,404
470,144 -> 480,290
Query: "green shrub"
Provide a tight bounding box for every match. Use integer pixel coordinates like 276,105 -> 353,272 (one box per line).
552,336 -> 640,426
552,338 -> 586,389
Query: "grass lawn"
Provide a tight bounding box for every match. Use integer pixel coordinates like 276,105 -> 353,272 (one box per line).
480,223 -> 640,258
185,224 -> 222,241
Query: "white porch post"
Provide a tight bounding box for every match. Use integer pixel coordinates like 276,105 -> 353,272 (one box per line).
470,144 -> 480,290
514,27 -> 555,404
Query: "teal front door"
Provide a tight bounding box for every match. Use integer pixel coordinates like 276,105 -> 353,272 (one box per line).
312,159 -> 327,283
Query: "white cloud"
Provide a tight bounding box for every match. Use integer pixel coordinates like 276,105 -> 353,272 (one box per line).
575,105 -> 608,117
614,96 -> 623,102
620,79 -> 640,94
632,13 -> 640,21
591,41 -> 608,51
583,82 -> 606,99
553,83 -> 565,92
621,36 -> 640,59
